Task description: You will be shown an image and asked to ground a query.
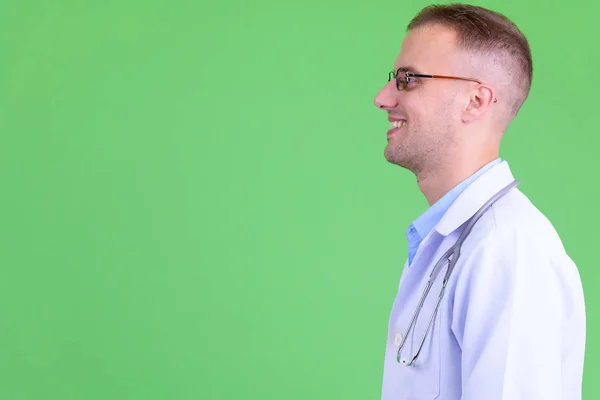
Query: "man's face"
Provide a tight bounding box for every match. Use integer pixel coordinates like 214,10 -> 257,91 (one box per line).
374,25 -> 466,174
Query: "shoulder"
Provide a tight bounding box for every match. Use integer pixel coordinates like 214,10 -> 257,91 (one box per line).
449,187 -> 585,346
463,187 -> 571,262
451,188 -> 579,287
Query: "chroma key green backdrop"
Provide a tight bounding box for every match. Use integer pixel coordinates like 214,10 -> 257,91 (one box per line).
1,0 -> 598,398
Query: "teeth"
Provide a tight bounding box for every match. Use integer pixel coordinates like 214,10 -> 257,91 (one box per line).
390,120 -> 406,129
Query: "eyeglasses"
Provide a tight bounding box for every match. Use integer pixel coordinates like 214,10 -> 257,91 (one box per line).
388,68 -> 497,102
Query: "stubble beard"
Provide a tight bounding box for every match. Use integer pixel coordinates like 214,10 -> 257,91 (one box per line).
384,121 -> 456,180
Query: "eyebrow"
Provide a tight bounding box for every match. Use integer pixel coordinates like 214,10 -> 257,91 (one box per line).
394,65 -> 424,74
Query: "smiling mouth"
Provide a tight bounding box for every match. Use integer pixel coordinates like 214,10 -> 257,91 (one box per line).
387,120 -> 406,139
389,120 -> 406,130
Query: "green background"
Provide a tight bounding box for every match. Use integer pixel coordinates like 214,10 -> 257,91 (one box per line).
1,0 -> 597,398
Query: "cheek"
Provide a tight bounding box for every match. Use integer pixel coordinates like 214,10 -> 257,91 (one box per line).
402,96 -> 425,121
405,87 -> 442,118
402,87 -> 457,125
426,92 -> 457,121
439,87 -> 463,114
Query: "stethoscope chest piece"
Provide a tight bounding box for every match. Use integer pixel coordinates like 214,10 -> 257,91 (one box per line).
394,332 -> 404,347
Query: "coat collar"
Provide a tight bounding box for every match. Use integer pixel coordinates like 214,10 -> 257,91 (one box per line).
434,160 -> 517,236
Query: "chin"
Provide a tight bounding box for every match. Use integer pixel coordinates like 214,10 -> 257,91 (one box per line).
384,147 -> 407,168
384,145 -> 421,173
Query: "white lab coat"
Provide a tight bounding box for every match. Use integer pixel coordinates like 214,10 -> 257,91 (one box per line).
381,161 -> 586,400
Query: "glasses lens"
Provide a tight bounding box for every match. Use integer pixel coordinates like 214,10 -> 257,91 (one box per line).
397,73 -> 407,90
389,71 -> 407,91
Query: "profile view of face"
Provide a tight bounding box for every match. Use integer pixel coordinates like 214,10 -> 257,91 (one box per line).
374,24 -> 469,174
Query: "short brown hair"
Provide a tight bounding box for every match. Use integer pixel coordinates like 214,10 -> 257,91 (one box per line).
408,3 -> 533,117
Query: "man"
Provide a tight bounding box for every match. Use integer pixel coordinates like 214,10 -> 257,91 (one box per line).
373,4 -> 586,400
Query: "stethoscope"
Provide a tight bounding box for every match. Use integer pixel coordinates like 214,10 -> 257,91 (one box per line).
396,179 -> 520,366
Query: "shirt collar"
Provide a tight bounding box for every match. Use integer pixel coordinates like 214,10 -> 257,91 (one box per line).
411,158 -> 503,240
434,160 -> 517,236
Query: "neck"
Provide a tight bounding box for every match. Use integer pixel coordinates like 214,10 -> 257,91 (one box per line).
416,150 -> 499,206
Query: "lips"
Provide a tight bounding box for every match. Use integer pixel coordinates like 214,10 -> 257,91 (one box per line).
387,119 -> 407,140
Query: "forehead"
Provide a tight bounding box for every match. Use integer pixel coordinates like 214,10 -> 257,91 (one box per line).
394,24 -> 461,74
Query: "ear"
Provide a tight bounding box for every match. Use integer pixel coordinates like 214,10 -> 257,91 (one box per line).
462,85 -> 496,122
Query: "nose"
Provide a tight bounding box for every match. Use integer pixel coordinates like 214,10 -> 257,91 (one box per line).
374,81 -> 398,110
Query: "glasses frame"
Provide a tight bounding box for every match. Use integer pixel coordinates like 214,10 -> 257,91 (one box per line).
388,68 -> 497,103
